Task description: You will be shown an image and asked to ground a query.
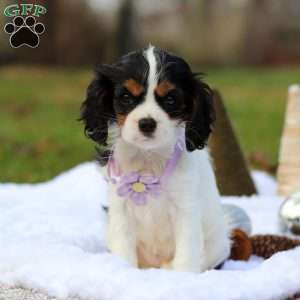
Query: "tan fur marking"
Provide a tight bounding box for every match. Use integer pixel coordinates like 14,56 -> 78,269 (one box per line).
117,114 -> 127,127
137,241 -> 174,268
124,79 -> 144,97
155,81 -> 176,97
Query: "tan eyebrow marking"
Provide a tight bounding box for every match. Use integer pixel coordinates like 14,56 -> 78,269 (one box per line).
123,79 -> 144,97
155,81 -> 176,97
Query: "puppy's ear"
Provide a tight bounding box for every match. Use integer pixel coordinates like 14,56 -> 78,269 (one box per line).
185,77 -> 215,151
80,65 -> 115,145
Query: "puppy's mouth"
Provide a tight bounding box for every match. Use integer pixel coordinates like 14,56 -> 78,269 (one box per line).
136,133 -> 156,142
141,135 -> 155,142
131,133 -> 161,149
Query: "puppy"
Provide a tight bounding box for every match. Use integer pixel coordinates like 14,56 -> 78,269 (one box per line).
81,46 -> 231,272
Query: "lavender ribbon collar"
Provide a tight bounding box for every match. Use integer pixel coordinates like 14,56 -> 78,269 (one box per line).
107,138 -> 185,205
117,172 -> 161,205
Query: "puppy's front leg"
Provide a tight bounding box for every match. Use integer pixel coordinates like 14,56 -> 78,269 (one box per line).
107,191 -> 137,267
172,207 -> 205,273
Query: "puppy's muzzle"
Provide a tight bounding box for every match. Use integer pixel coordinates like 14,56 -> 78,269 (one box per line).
138,118 -> 157,137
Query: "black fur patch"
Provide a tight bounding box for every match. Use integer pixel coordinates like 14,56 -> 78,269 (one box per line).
153,48 -> 215,150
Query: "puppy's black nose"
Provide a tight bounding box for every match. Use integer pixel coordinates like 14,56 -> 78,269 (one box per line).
138,118 -> 157,136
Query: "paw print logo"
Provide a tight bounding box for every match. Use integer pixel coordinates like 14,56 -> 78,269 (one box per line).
4,16 -> 45,48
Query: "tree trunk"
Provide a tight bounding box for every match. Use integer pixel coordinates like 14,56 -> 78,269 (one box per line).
116,0 -> 139,57
241,0 -> 273,65
39,0 -> 58,64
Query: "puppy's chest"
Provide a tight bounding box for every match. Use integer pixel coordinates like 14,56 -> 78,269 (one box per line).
121,160 -> 185,246
127,191 -> 177,267
127,191 -> 176,239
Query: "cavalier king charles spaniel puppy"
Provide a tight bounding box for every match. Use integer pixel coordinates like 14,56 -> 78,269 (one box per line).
81,46 -> 231,272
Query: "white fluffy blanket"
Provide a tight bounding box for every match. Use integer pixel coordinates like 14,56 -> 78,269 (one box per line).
0,162 -> 299,300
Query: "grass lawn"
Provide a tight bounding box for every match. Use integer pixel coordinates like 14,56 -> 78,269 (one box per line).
0,65 -> 299,183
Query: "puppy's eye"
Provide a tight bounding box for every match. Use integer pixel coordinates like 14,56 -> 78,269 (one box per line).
164,95 -> 176,106
120,93 -> 134,105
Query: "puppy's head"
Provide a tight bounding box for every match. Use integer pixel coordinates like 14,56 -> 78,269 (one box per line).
81,46 -> 215,157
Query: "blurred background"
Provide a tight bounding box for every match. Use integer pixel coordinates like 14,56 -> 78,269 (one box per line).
0,0 -> 300,183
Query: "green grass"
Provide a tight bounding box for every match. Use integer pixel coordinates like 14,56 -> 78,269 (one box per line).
0,66 -> 94,182
0,65 -> 299,182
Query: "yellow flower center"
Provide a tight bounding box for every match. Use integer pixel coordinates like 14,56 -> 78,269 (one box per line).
132,182 -> 146,193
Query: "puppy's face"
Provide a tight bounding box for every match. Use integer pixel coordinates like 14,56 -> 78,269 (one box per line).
81,46 -> 215,158
113,47 -> 188,150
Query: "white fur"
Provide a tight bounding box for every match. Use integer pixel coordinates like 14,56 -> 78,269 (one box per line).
121,46 -> 178,151
106,46 -> 231,272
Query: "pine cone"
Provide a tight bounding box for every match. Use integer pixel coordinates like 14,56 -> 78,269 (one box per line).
250,234 -> 300,259
230,230 -> 300,261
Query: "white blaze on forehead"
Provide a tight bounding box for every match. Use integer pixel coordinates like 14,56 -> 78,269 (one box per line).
144,46 -> 158,102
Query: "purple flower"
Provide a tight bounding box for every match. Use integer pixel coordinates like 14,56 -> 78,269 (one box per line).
117,172 -> 161,205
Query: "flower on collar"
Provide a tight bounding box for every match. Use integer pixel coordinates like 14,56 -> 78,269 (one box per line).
117,172 -> 161,205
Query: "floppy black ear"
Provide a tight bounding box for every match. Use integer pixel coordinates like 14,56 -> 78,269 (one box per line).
185,78 -> 215,151
80,66 -> 115,145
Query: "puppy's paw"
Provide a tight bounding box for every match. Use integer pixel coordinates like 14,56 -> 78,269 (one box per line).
111,248 -> 138,267
108,241 -> 138,267
172,257 -> 206,273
